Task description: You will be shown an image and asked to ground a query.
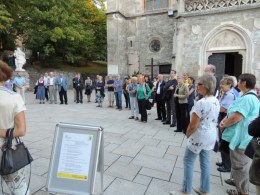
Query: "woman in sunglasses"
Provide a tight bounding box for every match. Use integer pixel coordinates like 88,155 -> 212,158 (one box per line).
170,75 -> 220,195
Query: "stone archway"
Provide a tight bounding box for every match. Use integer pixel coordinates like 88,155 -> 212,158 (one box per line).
199,23 -> 253,76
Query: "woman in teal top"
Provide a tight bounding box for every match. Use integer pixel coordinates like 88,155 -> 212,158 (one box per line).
137,75 -> 151,123
220,73 -> 260,195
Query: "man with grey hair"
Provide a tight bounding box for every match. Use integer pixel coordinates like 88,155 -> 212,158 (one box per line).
48,72 -> 57,104
155,74 -> 166,121
13,72 -> 26,102
114,74 -> 123,110
204,64 -> 219,96
106,75 -> 115,107
204,64 -> 216,76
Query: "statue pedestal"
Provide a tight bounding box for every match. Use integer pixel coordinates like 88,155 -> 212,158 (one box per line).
14,71 -> 30,91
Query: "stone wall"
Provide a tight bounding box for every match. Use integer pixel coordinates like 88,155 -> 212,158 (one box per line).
25,67 -> 101,91
176,8 -> 260,79
107,12 -> 176,76
107,0 -> 260,85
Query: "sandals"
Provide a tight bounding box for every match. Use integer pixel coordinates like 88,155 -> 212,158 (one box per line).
226,189 -> 248,195
226,189 -> 241,195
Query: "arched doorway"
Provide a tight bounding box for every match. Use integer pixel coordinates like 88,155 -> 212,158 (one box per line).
208,52 -> 242,79
200,23 -> 253,78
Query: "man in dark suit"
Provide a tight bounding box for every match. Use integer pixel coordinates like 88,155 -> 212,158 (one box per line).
155,74 -> 166,121
75,73 -> 83,103
72,74 -> 77,102
163,70 -> 178,127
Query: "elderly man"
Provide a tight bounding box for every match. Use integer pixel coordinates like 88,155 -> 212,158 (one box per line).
114,74 -> 123,111
155,74 -> 166,121
13,73 -> 26,102
106,75 -> 115,107
56,72 -> 69,105
204,64 -> 219,96
48,72 -> 57,104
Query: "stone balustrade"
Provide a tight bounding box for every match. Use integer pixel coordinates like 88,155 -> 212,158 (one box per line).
184,0 -> 260,12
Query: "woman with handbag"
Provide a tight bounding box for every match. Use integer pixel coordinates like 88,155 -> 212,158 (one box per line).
248,116 -> 260,195
169,75 -> 220,195
219,73 -> 260,195
96,76 -> 105,108
0,60 -> 30,194
137,75 -> 151,123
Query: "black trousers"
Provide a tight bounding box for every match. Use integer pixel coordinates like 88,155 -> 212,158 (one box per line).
76,88 -> 83,103
138,99 -> 147,122
221,150 -> 231,169
155,95 -> 166,120
45,87 -> 49,101
218,112 -> 231,169
59,87 -> 68,104
166,96 -> 176,124
176,102 -> 188,133
124,93 -> 130,108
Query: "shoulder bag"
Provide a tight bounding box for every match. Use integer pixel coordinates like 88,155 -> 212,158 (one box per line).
0,128 -> 33,175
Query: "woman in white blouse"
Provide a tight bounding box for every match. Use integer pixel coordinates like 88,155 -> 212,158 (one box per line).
170,75 -> 220,195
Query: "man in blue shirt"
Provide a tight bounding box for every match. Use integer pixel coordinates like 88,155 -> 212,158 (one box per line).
13,73 -> 26,102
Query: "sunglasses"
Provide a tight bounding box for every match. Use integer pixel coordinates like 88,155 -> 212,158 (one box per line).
197,82 -> 203,86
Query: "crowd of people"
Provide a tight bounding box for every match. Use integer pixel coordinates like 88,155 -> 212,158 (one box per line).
1,58 -> 260,195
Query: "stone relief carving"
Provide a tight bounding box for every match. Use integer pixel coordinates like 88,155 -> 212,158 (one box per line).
254,18 -> 260,29
192,25 -> 201,35
185,0 -> 260,12
208,30 -> 246,49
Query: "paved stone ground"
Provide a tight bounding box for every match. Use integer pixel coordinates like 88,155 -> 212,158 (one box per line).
7,90 -> 256,195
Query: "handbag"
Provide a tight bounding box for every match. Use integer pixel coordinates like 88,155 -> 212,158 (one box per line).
249,137 -> 260,185
0,128 -> 33,175
145,100 -> 152,110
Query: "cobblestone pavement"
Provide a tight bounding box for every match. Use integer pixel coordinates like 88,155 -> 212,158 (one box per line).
7,90 -> 255,195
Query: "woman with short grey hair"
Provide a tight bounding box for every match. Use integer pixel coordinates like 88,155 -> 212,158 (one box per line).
220,73 -> 259,195
170,74 -> 220,195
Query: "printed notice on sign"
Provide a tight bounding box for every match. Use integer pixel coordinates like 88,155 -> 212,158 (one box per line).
57,132 -> 93,181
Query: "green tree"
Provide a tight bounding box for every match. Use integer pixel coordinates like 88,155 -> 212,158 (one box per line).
1,0 -> 107,64
0,4 -> 14,50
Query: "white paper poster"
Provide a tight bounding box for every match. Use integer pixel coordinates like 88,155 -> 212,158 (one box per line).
57,132 -> 93,181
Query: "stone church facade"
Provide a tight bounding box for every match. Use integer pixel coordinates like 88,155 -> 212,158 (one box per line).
106,0 -> 260,84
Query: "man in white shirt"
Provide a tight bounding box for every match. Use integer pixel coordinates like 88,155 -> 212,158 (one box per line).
155,74 -> 166,121
48,72 -> 57,104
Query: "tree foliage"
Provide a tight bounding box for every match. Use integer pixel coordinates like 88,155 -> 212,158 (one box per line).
0,0 -> 107,64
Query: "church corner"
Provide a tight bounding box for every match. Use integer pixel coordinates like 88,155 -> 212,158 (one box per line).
106,0 -> 260,85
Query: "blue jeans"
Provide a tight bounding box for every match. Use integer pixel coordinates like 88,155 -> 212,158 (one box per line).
130,96 -> 139,117
114,91 -> 122,109
183,147 -> 210,193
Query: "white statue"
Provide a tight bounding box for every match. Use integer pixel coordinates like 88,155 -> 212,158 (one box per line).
14,37 -> 26,71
